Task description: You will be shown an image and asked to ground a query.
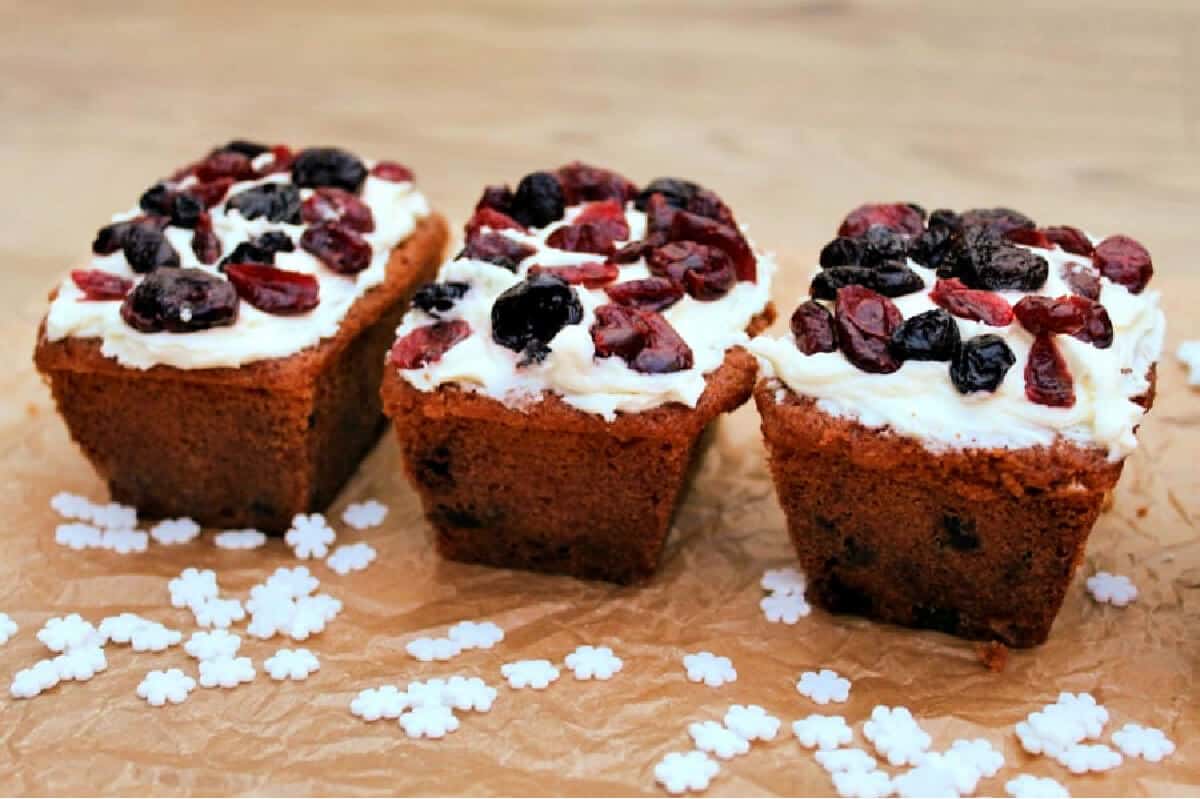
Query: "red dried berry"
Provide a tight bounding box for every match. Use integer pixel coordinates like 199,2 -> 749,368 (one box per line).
527,261 -> 619,288
834,285 -> 903,373
1013,295 -> 1090,336
837,203 -> 925,238
299,221 -> 373,274
70,269 -> 133,301
1073,302 -> 1114,349
188,177 -> 234,208
458,231 -> 536,272
1093,235 -> 1152,293
644,193 -> 678,236
1043,225 -> 1094,257
647,241 -> 736,301
609,234 -> 666,265
1061,261 -> 1102,301
120,268 -> 239,333
370,161 -> 414,182
194,150 -> 256,182
1025,334 -> 1075,407
668,208 -> 756,282
301,187 -> 376,233
574,199 -> 631,240
590,303 -> 693,374
464,207 -> 525,238
604,276 -> 684,312
790,300 -> 837,355
959,207 -> 1035,236
546,222 -> 618,255
475,185 -> 514,214
224,263 -> 320,315
930,278 -> 1014,326
191,213 -> 222,265
1004,228 -> 1053,249
389,320 -> 471,369
262,145 -> 294,175
555,162 -> 637,205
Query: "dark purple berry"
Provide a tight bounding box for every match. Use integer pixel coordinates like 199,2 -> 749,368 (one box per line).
949,227 -> 1048,291
811,263 -> 924,300
120,268 -> 238,333
220,231 -> 295,269
959,207 -> 1035,235
834,286 -> 903,374
226,183 -> 302,224
139,183 -> 204,228
412,281 -> 470,318
790,301 -> 838,355
634,177 -> 700,212
475,184 -> 514,214
123,224 -> 180,273
290,147 -> 367,193
509,171 -> 565,228
92,215 -> 168,255
491,273 -> 583,364
950,334 -> 1015,394
889,309 -> 960,361
299,221 -> 372,274
216,139 -> 270,158
819,237 -> 864,268
859,225 -> 908,266
457,231 -> 536,272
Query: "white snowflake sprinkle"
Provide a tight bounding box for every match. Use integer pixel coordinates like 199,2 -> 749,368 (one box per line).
1112,722 -> 1175,762
1086,571 -> 1137,606
654,751 -> 720,795
1052,742 -> 1123,774
53,645 -> 107,681
1015,692 -> 1109,757
564,645 -> 623,680
761,567 -> 806,596
816,748 -> 878,774
55,522 -> 103,550
1005,774 -> 1070,798
37,614 -> 99,653
10,659 -> 61,699
98,528 -> 149,554
501,659 -> 560,690
399,704 -> 459,739
213,529 -> 267,550
863,705 -> 931,767
99,613 -> 152,645
198,655 -> 255,688
264,647 -> 320,681
793,714 -> 854,750
149,517 -> 201,545
406,678 -> 451,708
351,685 -> 409,721
137,668 -> 196,706
297,593 -> 342,622
833,769 -> 893,799
689,720 -> 750,760
0,612 -> 18,645
447,619 -> 505,650
683,651 -> 736,687
797,668 -> 851,704
168,567 -> 219,608
263,566 -> 319,598
342,500 -> 388,530
50,491 -> 93,521
1177,340 -> 1200,386
189,596 -> 245,629
89,502 -> 138,530
942,738 -> 1004,780
723,704 -> 780,742
285,513 -> 335,559
893,759 -> 964,798
326,542 -> 377,575
407,636 -> 462,662
130,622 -> 182,653
185,629 -> 241,661
761,593 -> 812,624
442,676 -> 497,712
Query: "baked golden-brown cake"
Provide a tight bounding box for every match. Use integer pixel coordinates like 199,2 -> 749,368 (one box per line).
34,141 -> 448,532
382,163 -> 775,583
750,204 -> 1164,646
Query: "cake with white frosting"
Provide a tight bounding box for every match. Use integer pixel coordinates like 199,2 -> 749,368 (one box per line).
751,203 -> 1164,646
34,141 -> 448,531
381,163 -> 775,583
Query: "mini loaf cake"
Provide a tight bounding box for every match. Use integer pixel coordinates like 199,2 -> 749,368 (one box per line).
750,204 -> 1164,647
381,163 -> 775,583
34,141 -> 448,532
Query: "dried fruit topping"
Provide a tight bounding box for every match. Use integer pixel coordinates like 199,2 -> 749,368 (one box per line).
291,147 -> 368,193
92,215 -> 168,256
1004,227 -> 1052,249
834,285 -> 903,374
1013,295 -> 1092,336
389,320 -> 471,369
1093,235 -> 1152,293
635,177 -> 735,225
930,278 -> 1014,326
889,309 -> 960,362
837,203 -> 925,238
139,183 -> 204,228
556,162 -> 637,205
475,184 -> 515,214
369,161 -> 414,182
299,221 -> 372,274
464,207 -> 525,238
819,237 -> 863,268
1043,225 -> 1093,256
909,212 -> 961,272
950,334 -> 1015,394
457,231 -> 536,271
1073,302 -> 1114,349
301,187 -> 375,232
1061,261 -> 1102,301
412,281 -> 470,317
191,213 -> 222,265
188,177 -> 234,208
959,207 -> 1035,235
590,303 -> 694,374
604,276 -> 685,312
120,267 -> 238,333
509,171 -> 566,228
609,235 -> 666,265
546,222 -> 619,256
647,241 -> 736,300
194,150 -> 257,182
226,183 -> 302,224
574,199 -> 631,240
224,263 -> 320,315
261,145 -> 294,175
123,223 -> 181,273
70,269 -> 133,301
667,208 -> 756,282
859,225 -> 910,266
527,261 -> 619,288
220,231 -> 294,269
790,301 -> 838,355
811,263 -> 924,300
217,139 -> 270,158
1025,334 -> 1075,407
490,273 -> 583,363
949,227 -> 1049,291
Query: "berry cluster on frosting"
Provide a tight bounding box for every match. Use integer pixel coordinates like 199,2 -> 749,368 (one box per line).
789,203 -> 1154,408
71,141 -> 415,334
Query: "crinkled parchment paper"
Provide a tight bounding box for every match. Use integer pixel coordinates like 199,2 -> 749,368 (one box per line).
1,263 -> 1197,797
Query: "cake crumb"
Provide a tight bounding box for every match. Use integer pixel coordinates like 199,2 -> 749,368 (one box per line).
1136,506 -> 1148,518
975,641 -> 1009,672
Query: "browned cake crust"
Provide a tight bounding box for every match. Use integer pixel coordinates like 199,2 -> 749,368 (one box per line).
754,377 -> 1139,648
34,213 -> 449,532
382,307 -> 773,584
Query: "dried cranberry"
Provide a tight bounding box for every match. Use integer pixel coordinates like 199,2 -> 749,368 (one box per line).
120,268 -> 238,333
685,188 -> 737,226
457,231 -> 536,272
509,171 -> 565,228
369,161 -> 414,182
389,320 -> 471,369
834,285 -> 903,374
191,213 -> 222,265
644,192 -> 679,236
574,199 -> 631,240
464,207 -> 525,238
889,309 -> 960,362
1093,235 -> 1152,293
475,185 -> 514,214
262,145 -> 294,175
819,237 -> 863,268
139,183 -> 204,228
950,334 -> 1015,394
609,235 -> 666,265
224,263 -> 320,315
1013,295 -> 1090,336
70,269 -> 133,301
227,183 -> 302,224
930,278 -> 1014,326
1073,302 -> 1114,349
604,276 -> 684,312
123,224 -> 180,273
194,150 -> 256,182
949,228 -> 1048,291
959,207 -> 1035,235
220,231 -> 294,269
556,162 -> 637,205
291,147 -> 367,193
1004,227 -> 1053,249
811,263 -> 924,300
490,273 -> 583,363
790,301 -> 838,355
837,203 -> 925,238
1025,334 -> 1075,407
301,187 -> 374,233
648,242 -> 736,298
527,261 -> 619,288
92,215 -> 168,255
412,281 -> 469,317
546,222 -> 618,255
299,221 -> 372,274
590,303 -> 693,374
217,139 -> 270,158
1061,261 -> 1102,301
188,178 -> 234,208
1043,225 -> 1093,256
668,209 -> 756,282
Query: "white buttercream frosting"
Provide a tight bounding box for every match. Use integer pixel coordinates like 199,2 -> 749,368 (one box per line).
395,202 -> 775,420
45,160 -> 430,370
750,240 -> 1165,461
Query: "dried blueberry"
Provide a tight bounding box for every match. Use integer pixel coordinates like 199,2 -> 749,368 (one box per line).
949,227 -> 1048,291
216,139 -> 270,158
790,301 -> 838,355
859,225 -> 908,266
811,263 -> 924,299
139,183 -> 204,228
123,224 -> 180,273
634,177 -> 700,212
219,231 -> 295,269
959,207 -> 1035,235
819,237 -> 863,268
92,215 -> 168,255
950,334 -> 1015,394
491,273 -> 583,363
290,147 -> 368,193
475,184 -> 514,214
908,225 -> 955,273
120,267 -> 238,332
226,183 -> 302,224
889,309 -> 960,361
412,281 -> 470,318
509,171 -> 565,228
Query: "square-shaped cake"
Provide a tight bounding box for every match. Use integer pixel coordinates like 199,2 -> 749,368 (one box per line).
382,163 -> 775,583
34,141 -> 448,532
750,204 -> 1164,646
